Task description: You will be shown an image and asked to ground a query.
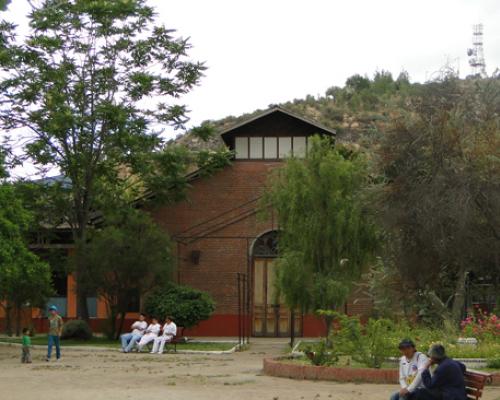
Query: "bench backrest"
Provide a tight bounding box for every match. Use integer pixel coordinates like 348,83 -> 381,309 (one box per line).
464,371 -> 492,400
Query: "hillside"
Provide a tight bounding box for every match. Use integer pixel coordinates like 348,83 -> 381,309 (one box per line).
175,70 -> 416,151
176,71 -> 500,154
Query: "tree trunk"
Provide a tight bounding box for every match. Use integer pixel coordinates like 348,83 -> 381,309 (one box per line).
15,303 -> 21,337
451,266 -> 468,325
4,303 -> 13,336
324,315 -> 334,347
74,241 -> 90,321
115,311 -> 127,340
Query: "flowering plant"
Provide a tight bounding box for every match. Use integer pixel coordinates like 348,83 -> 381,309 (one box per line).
460,307 -> 499,340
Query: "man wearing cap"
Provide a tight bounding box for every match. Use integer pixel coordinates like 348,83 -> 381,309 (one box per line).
46,305 -> 64,362
390,339 -> 428,400
413,344 -> 467,400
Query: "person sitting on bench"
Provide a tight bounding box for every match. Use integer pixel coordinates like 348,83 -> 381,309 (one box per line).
120,313 -> 148,353
413,344 -> 467,400
390,338 -> 428,400
150,316 -> 177,354
136,317 -> 161,352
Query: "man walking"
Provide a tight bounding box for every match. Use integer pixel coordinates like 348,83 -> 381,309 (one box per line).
46,305 -> 63,362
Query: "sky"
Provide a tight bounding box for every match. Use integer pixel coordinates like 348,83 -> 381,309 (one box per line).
2,0 -> 500,173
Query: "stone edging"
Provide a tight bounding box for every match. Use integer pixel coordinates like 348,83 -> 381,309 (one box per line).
0,341 -> 238,355
263,357 -> 500,386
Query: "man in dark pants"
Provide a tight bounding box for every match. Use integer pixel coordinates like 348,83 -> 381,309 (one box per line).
413,344 -> 467,400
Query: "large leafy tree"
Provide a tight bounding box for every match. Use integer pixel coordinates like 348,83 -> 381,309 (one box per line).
0,150 -> 53,336
376,76 -> 500,324
0,0 -> 230,319
264,136 -> 379,336
80,208 -> 172,339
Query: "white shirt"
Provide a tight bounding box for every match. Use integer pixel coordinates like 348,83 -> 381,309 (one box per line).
130,320 -> 148,336
162,322 -> 177,337
399,351 -> 428,392
144,323 -> 161,336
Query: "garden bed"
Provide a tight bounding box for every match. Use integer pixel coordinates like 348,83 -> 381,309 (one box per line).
263,357 -> 500,386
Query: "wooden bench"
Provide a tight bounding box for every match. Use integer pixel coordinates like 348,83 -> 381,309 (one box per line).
146,335 -> 183,353
464,370 -> 493,400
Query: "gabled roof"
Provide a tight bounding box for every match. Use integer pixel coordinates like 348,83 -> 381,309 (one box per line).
220,106 -> 336,145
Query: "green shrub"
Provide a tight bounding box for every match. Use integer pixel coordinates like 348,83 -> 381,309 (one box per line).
487,358 -> 500,369
333,315 -> 396,368
144,283 -> 215,334
61,320 -> 92,341
304,339 -> 340,366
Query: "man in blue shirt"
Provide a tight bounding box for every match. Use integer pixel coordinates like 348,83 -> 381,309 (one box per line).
413,344 -> 467,400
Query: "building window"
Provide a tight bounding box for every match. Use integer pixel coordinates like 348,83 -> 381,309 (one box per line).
293,136 -> 307,158
234,136 -> 308,159
127,288 -> 141,313
249,137 -> 263,159
235,137 -> 248,159
278,137 -> 292,158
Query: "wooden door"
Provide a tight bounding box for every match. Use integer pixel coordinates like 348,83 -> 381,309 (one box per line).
253,258 -> 301,337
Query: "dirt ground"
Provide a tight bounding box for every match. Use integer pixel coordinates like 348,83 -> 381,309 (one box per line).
1,339 -> 499,400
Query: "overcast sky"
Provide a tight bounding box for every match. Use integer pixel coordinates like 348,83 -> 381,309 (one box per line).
4,0 -> 500,130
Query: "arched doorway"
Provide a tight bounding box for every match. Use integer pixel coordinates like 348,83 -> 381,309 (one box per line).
251,231 -> 302,337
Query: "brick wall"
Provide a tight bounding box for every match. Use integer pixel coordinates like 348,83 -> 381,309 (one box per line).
149,160 -> 373,336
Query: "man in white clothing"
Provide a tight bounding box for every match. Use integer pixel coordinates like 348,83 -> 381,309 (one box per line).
151,316 -> 177,354
137,317 -> 161,352
120,313 -> 148,353
390,339 -> 428,400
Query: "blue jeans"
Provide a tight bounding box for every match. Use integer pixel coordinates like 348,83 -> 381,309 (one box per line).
390,392 -> 414,400
47,335 -> 61,359
121,333 -> 142,352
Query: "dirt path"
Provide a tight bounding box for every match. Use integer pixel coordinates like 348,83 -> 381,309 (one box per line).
0,340 -> 499,400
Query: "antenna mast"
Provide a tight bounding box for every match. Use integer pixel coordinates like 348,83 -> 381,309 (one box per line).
467,24 -> 487,77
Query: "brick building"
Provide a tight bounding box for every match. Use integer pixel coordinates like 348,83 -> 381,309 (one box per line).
0,107 -> 372,337
149,107 -> 372,337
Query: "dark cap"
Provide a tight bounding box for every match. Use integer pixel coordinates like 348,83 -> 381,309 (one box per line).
398,339 -> 416,349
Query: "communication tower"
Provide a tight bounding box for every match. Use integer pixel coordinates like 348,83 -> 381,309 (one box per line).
467,24 -> 487,77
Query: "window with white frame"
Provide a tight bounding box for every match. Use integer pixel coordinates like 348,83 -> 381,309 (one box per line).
234,136 -> 308,159
264,137 -> 278,159
278,137 -> 292,158
249,137 -> 263,159
235,137 -> 248,159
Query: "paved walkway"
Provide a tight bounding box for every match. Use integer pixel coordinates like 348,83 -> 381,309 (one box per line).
0,338 -> 499,400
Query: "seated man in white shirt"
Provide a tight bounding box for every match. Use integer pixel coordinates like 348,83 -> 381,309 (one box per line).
151,316 -> 177,354
390,339 -> 428,400
137,317 -> 161,352
120,313 -> 148,353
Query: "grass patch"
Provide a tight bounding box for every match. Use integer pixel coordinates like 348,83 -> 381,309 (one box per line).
0,335 -> 236,351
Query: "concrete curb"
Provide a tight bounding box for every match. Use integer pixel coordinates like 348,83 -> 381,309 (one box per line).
0,340 -> 238,355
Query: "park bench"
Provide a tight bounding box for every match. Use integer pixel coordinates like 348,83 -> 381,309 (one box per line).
464,370 -> 493,400
145,335 -> 182,353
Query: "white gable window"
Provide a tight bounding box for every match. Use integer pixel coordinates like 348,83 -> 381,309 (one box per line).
264,137 -> 278,159
235,137 -> 248,159
249,137 -> 263,159
293,137 -> 307,158
278,137 -> 292,158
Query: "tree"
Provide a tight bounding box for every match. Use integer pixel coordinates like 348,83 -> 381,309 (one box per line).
0,0 -> 10,11
375,76 -> 500,325
144,283 -> 216,336
0,0 -> 230,319
0,151 -> 53,336
79,208 -> 173,339
263,136 -> 379,336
